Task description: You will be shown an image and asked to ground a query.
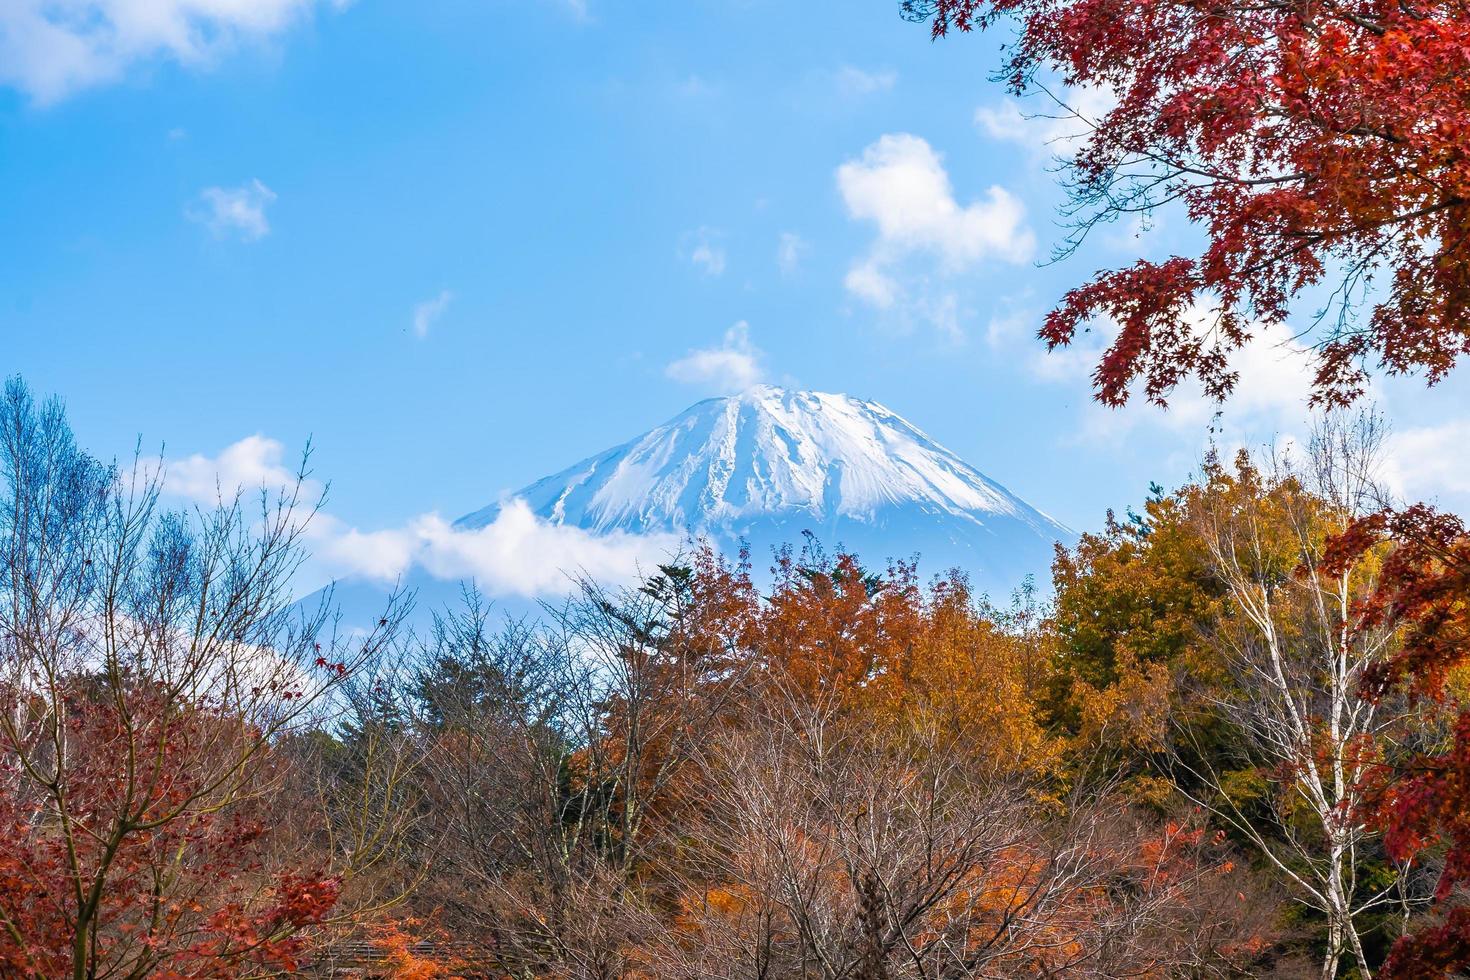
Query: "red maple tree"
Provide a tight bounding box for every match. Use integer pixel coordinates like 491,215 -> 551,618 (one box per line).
909,0 -> 1470,407
0,680 -> 342,979
1322,505 -> 1470,976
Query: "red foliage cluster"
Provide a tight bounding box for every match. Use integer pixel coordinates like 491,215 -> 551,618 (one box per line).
1326,505 -> 1470,974
915,0 -> 1470,407
0,682 -> 340,978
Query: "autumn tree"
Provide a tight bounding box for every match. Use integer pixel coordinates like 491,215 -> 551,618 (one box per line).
405,563 -> 748,978
0,378 -> 410,979
729,539 -> 1062,779
900,1 -> 1470,963
1049,483 -> 1224,772
392,536 -> 1287,976
1048,415 -> 1446,973
1168,418 -> 1426,978
651,543 -> 1283,977
1318,502 -> 1470,976
905,0 -> 1470,407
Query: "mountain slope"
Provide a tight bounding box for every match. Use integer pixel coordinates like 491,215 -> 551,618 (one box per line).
456,386 -> 1072,595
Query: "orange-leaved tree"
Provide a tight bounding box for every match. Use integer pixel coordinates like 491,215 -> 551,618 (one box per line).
737,539 -> 1059,775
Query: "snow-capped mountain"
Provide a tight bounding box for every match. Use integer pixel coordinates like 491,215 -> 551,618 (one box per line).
456,385 -> 1072,595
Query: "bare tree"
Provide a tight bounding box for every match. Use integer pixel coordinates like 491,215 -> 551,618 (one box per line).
648,679 -> 1268,979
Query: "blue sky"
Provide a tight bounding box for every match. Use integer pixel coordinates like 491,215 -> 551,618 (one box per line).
4,0 -> 1469,594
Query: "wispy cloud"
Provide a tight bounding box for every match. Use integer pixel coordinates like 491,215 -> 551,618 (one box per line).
0,0 -> 350,104
974,86 -> 1116,159
833,65 -> 896,97
682,227 -> 727,277
412,290 -> 454,339
665,321 -> 766,394
187,180 -> 276,242
776,232 -> 808,276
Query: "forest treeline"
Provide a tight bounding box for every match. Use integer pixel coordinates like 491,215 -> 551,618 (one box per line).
1,376 -> 1468,979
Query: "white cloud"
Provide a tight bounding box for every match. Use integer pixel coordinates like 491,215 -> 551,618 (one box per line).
1197,322 -> 1320,425
309,519 -> 417,584
294,505 -> 675,598
834,65 -> 896,97
975,85 -> 1116,159
844,261 -> 897,308
839,135 -> 1034,269
412,290 -> 453,339
776,231 -> 808,276
1384,420 -> 1470,503
162,437 -> 676,598
837,134 -> 1033,339
0,0 -> 349,104
187,179 -> 276,242
665,321 -> 765,394
683,228 -> 727,277
320,504 -> 675,597
166,434 -> 303,503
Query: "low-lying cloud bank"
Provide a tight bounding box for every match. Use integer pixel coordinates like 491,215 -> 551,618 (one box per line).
163,436 -> 678,598
310,502 -> 678,597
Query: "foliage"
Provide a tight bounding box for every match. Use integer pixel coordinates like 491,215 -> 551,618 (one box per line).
905,0 -> 1470,407
1050,485 -> 1222,755
1323,503 -> 1470,974
900,0 -> 1470,966
395,534 -> 1281,977
0,679 -> 343,978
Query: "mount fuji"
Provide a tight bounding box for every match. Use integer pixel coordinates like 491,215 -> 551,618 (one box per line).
456,385 -> 1073,593
309,386 -> 1075,626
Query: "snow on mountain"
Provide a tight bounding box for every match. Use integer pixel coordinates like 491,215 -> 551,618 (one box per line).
456,385 -> 1073,596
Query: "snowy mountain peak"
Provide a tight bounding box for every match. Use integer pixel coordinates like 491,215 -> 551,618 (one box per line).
455,387 -> 1072,591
